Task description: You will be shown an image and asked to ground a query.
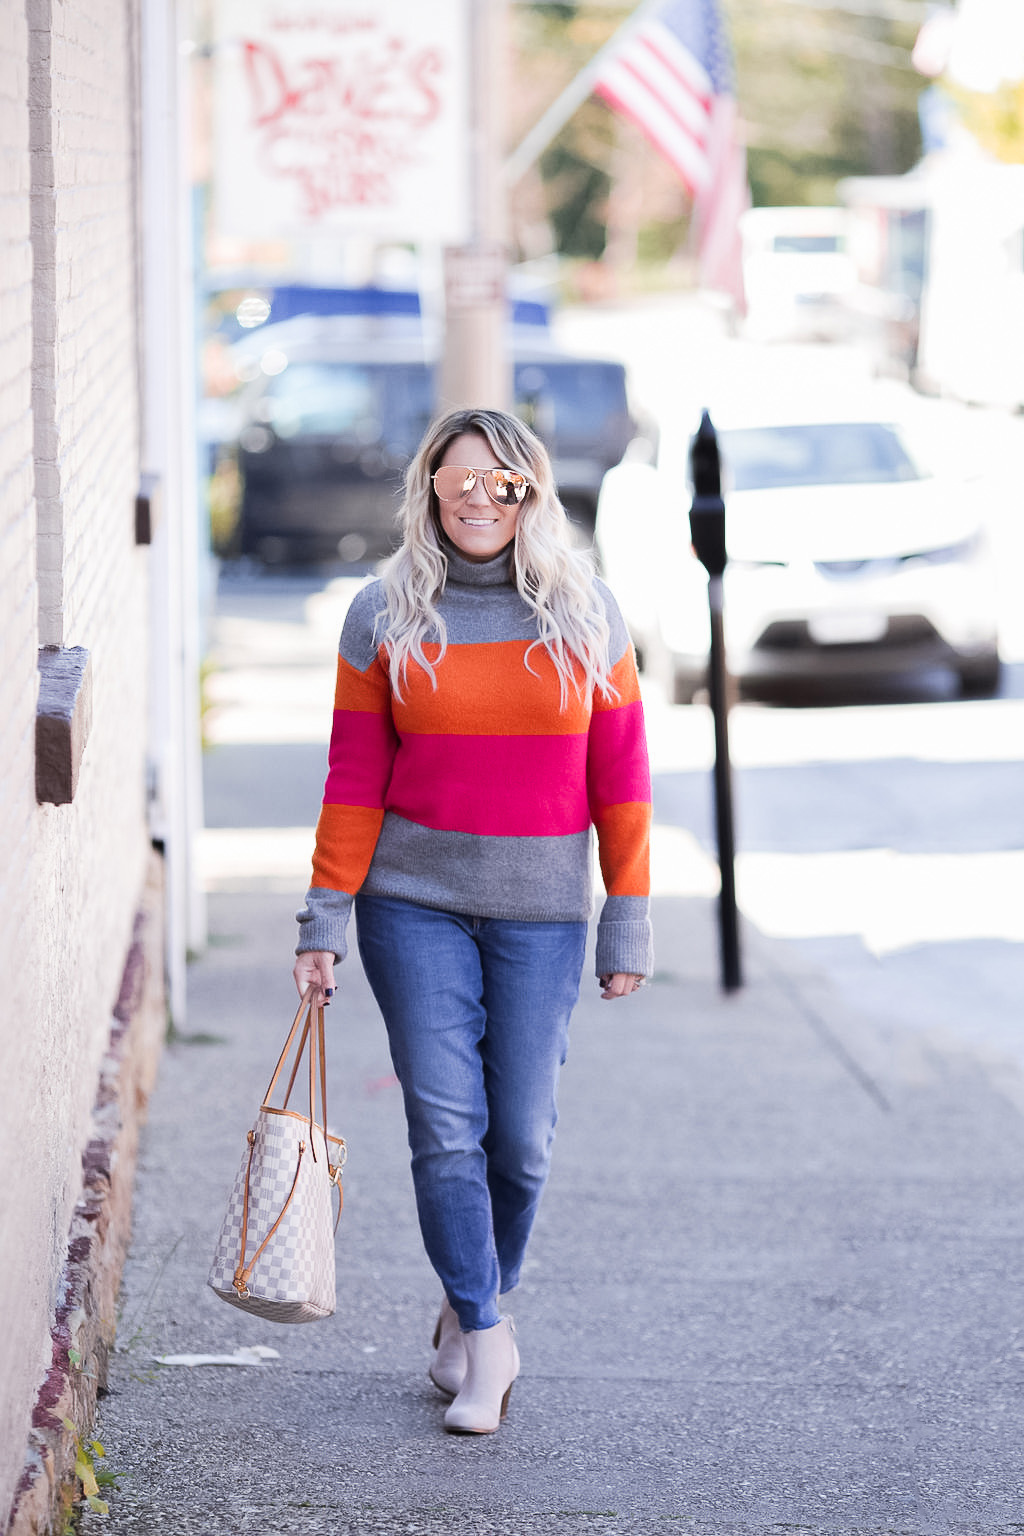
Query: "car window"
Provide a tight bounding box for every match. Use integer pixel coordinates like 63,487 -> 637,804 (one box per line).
260,361 -> 433,450
771,235 -> 843,254
720,423 -> 923,492
378,364 -> 434,454
264,363 -> 378,439
515,362 -> 629,447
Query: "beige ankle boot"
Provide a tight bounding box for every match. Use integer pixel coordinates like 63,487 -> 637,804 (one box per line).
429,1295 -> 467,1398
443,1316 -> 520,1435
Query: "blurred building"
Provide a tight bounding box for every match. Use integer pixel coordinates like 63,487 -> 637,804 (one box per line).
0,2 -> 201,1530
842,0 -> 1024,406
842,151 -> 1024,408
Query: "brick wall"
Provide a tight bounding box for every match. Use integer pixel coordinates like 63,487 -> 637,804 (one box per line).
0,0 -> 158,1526
0,0 -> 45,1499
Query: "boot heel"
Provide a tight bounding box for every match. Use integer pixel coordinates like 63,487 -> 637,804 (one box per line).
499,1383 -> 513,1420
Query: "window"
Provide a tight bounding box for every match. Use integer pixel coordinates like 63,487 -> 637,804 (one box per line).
720,423 -> 922,493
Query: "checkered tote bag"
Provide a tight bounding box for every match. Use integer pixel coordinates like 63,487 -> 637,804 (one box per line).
208,988 -> 346,1323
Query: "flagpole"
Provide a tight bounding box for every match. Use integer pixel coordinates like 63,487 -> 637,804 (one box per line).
504,0 -> 665,185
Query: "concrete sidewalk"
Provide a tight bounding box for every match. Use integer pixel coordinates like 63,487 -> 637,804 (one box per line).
82,881 -> 1024,1536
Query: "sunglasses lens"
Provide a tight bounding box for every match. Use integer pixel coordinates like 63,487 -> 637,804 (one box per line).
484,470 -> 529,506
433,466 -> 476,501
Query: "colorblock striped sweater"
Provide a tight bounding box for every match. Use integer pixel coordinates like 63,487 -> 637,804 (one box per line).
296,547 -> 653,977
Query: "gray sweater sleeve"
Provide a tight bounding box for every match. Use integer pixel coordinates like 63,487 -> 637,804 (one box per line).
295,887 -> 354,963
595,894 -> 655,978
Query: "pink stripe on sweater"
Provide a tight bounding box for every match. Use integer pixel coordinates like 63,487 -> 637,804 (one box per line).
586,701 -> 652,810
323,709 -> 398,807
387,733 -> 591,837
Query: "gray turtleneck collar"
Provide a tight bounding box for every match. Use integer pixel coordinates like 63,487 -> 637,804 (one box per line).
442,542 -> 516,590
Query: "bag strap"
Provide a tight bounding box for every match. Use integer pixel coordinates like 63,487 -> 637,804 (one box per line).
263,988 -> 333,1158
264,988 -> 315,1104
316,1002 -> 329,1159
232,1131 -> 308,1298
308,1000 -> 318,1154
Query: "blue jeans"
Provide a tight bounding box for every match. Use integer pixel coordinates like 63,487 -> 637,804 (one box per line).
355,894 -> 586,1331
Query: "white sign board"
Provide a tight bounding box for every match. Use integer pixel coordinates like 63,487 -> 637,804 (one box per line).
213,0 -> 470,243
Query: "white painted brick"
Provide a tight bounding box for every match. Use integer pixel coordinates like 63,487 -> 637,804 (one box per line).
1,0 -> 161,1520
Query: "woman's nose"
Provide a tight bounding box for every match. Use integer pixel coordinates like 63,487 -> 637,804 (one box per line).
465,475 -> 492,508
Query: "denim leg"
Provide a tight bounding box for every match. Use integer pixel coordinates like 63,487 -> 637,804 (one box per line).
356,896 -> 502,1331
476,918 -> 586,1293
355,894 -> 585,1331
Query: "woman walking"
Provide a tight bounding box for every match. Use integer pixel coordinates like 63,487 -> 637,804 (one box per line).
294,407 -> 652,1434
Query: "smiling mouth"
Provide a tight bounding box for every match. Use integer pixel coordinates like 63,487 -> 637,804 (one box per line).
460,517 -> 498,526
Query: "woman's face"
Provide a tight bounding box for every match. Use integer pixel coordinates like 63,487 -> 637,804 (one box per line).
434,431 -> 526,563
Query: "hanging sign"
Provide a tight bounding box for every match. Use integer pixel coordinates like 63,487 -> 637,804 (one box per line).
212,0 -> 470,243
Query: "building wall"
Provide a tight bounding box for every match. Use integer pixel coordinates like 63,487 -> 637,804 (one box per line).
0,0 -> 158,1525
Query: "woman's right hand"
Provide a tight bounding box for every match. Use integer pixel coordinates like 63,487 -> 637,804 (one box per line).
293,950 -> 337,1007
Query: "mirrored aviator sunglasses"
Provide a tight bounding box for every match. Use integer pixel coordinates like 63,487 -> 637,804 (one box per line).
432,466 -> 531,507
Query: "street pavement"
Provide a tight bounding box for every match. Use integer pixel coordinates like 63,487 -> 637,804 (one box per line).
83,870 -> 1024,1534
80,568 -> 1024,1536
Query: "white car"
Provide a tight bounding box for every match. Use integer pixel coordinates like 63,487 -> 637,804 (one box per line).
596,416 -> 1001,702
740,206 -> 858,344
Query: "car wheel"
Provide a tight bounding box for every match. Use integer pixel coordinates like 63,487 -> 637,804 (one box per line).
957,651 -> 1002,698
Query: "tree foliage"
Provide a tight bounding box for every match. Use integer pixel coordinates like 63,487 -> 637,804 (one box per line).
509,1 -> 928,274
730,0 -> 925,204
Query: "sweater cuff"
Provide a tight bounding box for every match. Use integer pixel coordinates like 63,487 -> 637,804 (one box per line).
595,903 -> 654,978
295,888 -> 353,964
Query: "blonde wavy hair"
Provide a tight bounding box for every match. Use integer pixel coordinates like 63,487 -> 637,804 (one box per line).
377,408 -> 616,707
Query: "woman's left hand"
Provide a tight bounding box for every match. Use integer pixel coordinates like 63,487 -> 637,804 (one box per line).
599,972 -> 646,1000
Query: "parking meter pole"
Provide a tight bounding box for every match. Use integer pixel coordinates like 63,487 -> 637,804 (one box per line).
707,575 -> 742,992
688,409 -> 743,993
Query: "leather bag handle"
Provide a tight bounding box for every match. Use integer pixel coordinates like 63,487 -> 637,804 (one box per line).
265,986 -> 329,1143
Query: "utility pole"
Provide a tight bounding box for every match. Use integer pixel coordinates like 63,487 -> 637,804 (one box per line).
438,0 -> 510,412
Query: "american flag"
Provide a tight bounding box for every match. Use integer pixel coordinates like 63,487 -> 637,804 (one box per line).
593,0 -> 749,305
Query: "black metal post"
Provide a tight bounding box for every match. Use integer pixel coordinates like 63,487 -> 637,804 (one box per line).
688,410 -> 742,992
706,574 -> 741,990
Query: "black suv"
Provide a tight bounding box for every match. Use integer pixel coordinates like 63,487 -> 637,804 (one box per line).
220,315 -> 635,564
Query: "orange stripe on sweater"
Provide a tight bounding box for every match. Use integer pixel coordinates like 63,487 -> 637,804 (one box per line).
593,801 -> 651,896
334,652 -> 390,711
310,803 -> 385,894
593,649 -> 641,711
390,640 -> 636,735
